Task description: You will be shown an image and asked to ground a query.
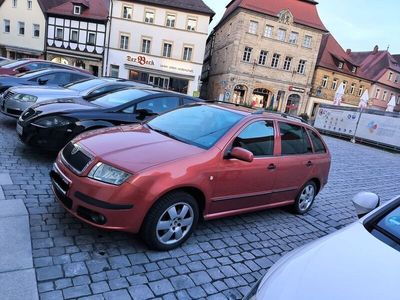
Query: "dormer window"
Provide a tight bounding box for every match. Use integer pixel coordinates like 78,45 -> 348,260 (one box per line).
73,5 -> 81,15
338,62 -> 344,69
351,66 -> 357,73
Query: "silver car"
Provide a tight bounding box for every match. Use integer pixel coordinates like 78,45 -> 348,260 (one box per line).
0,77 -> 151,118
253,192 -> 400,300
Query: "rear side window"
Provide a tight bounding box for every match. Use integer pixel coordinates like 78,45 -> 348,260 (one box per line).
233,121 -> 275,157
136,97 -> 180,115
279,122 -> 312,155
308,129 -> 326,153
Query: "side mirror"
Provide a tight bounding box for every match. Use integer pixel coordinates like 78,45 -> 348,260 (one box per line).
229,147 -> 254,163
136,108 -> 156,120
352,192 -> 380,219
16,67 -> 28,73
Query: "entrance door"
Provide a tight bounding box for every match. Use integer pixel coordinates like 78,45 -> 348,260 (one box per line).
149,75 -> 170,89
209,120 -> 277,215
252,88 -> 270,108
285,94 -> 301,115
233,85 -> 247,104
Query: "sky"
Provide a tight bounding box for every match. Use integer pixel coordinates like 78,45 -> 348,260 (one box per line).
203,0 -> 400,54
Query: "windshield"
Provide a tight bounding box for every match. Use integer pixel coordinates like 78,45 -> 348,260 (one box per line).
147,105 -> 244,149
64,78 -> 106,92
90,89 -> 153,108
16,69 -> 47,78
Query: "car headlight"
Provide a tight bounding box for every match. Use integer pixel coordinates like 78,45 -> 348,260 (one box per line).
88,162 -> 131,185
33,116 -> 72,127
12,93 -> 38,102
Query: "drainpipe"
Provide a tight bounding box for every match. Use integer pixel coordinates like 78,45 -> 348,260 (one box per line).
104,0 -> 113,76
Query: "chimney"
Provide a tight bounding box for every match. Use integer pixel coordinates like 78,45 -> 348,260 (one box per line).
346,49 -> 351,55
373,45 -> 379,54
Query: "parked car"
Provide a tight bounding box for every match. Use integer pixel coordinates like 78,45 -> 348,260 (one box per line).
49,103 -> 331,250
17,88 -> 201,151
1,77 -> 151,118
0,57 -> 12,67
0,59 -> 91,76
0,69 -> 94,115
254,192 -> 400,300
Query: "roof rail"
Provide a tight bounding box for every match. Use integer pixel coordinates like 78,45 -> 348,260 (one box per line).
205,100 -> 255,110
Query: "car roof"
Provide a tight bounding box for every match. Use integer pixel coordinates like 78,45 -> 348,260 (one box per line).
22,68 -> 86,76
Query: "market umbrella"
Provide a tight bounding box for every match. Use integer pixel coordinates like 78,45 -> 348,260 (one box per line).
358,90 -> 369,109
333,83 -> 345,106
386,95 -> 396,112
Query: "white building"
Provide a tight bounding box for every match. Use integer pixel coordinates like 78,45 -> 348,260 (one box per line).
45,0 -> 110,76
0,0 -> 46,58
104,0 -> 214,95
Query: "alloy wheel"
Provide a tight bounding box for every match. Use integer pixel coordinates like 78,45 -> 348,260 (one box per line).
298,184 -> 315,211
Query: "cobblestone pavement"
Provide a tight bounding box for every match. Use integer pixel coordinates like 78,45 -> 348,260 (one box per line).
0,113 -> 399,300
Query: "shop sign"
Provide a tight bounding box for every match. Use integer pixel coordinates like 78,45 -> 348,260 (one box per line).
289,86 -> 305,93
127,55 -> 155,66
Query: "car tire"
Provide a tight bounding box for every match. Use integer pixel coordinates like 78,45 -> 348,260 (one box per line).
141,191 -> 199,251
293,181 -> 317,215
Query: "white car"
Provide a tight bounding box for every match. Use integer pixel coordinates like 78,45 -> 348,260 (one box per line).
255,192 -> 400,300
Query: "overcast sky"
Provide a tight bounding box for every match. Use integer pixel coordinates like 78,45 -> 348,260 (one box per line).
203,0 -> 400,54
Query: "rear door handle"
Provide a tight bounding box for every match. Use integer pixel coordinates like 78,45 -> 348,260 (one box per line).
267,163 -> 276,170
306,161 -> 313,167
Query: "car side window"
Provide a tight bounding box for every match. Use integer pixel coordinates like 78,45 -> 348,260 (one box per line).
308,129 -> 327,153
48,72 -> 72,85
183,98 -> 197,105
136,97 -> 180,115
279,122 -> 313,155
70,73 -> 87,82
30,73 -> 57,84
233,121 -> 275,157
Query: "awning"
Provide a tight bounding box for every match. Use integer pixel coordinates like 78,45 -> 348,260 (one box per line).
124,64 -> 195,81
0,44 -> 43,56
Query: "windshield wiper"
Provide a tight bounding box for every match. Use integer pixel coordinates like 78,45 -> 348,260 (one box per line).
147,125 -> 187,143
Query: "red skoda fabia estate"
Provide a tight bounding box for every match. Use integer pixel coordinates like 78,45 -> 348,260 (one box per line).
51,103 -> 331,250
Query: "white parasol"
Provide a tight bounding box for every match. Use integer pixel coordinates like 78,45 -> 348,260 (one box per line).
333,83 -> 345,106
358,90 -> 369,109
386,95 -> 396,112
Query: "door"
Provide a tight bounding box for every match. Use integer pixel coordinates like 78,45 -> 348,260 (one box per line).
209,120 -> 277,214
271,122 -> 314,203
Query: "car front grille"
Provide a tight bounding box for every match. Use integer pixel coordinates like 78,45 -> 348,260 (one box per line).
3,91 -> 15,101
62,142 -> 93,174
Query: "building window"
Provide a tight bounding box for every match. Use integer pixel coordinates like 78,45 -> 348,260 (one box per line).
297,59 -> 306,74
183,46 -> 193,61
388,72 -> 394,81
120,34 -> 129,50
122,5 -> 132,19
350,83 -> 356,95
166,14 -> 176,27
55,27 -> 63,40
322,76 -> 329,88
70,29 -> 78,42
258,50 -> 267,65
145,10 -> 155,23
338,62 -> 344,69
4,20 -> 10,33
303,35 -> 312,48
288,32 -> 298,44
162,42 -> 172,58
283,56 -> 292,71
87,32 -> 96,45
110,65 -> 119,78
395,75 -> 399,83
187,17 -> 197,31
242,47 -> 252,62
27,0 -> 32,9
141,38 -> 151,54
351,66 -> 357,73
271,53 -> 280,68
73,5 -> 81,15
342,81 -> 348,93
33,24 -> 40,37
332,78 -> 338,90
358,85 -> 364,96
375,88 -> 380,99
383,90 -> 387,101
264,25 -> 273,38
248,21 -> 258,34
277,29 -> 286,41
18,22 -> 25,35
12,0 -> 17,7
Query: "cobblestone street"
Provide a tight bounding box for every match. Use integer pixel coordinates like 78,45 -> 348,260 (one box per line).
0,113 -> 399,300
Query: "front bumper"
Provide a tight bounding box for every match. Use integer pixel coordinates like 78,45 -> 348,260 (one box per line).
0,96 -> 30,118
50,158 -> 145,233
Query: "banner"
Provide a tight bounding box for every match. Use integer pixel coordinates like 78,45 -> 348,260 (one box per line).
357,114 -> 400,147
314,107 -> 359,136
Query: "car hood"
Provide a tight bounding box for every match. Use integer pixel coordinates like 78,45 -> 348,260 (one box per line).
32,98 -> 99,115
8,86 -> 79,99
74,124 -> 205,173
257,222 -> 400,300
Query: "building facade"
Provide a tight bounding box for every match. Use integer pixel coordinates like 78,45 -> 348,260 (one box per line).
104,0 -> 214,95
350,47 -> 400,111
306,34 -> 372,117
0,0 -> 46,58
202,0 -> 327,115
45,0 -> 109,76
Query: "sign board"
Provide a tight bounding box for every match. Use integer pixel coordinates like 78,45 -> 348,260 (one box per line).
314,107 -> 359,136
126,54 -> 195,75
289,86 -> 306,93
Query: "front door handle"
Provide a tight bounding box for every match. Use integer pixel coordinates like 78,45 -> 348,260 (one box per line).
306,161 -> 313,167
267,163 -> 276,170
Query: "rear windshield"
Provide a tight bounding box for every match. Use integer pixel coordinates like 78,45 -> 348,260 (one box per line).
0,60 -> 28,68
90,89 -> 153,108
